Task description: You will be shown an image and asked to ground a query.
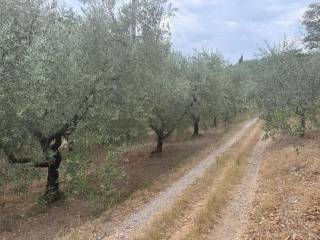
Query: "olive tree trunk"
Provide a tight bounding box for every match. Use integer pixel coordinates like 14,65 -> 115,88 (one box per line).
213,116 -> 218,128
45,151 -> 62,202
155,129 -> 164,153
193,117 -> 200,136
299,109 -> 306,138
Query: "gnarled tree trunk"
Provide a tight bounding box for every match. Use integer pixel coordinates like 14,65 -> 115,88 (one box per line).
224,112 -> 229,131
37,135 -> 64,203
214,116 -> 218,128
193,117 -> 200,136
45,151 -> 62,202
155,129 -> 164,153
149,126 -> 174,154
299,108 -> 306,138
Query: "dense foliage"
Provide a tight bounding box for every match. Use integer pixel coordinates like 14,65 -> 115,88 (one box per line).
253,41 -> 320,137
1,0 -> 320,206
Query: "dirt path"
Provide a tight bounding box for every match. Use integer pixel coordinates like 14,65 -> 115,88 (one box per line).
100,118 -> 258,240
208,136 -> 271,240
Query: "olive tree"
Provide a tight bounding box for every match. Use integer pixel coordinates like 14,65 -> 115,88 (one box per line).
188,50 -> 225,136
0,0 -> 90,202
115,0 -> 191,153
0,0 -> 139,202
254,41 -> 320,137
303,1 -> 320,49
142,48 -> 191,153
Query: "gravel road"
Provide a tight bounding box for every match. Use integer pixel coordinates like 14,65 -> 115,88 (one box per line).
101,118 -> 259,240
208,134 -> 271,240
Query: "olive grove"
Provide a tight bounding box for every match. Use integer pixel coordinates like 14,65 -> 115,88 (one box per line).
250,1 -> 320,138
3,0 -> 320,206
0,0 -> 248,204
0,0 -> 185,203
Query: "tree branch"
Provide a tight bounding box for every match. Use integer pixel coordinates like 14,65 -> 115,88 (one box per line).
149,123 -> 162,136
1,146 -> 33,164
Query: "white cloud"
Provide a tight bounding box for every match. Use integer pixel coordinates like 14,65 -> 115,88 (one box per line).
171,0 -> 312,62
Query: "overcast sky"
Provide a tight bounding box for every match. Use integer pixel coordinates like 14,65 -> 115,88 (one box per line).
63,0 -> 312,63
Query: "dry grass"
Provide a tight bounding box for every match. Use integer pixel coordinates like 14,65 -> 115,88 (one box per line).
244,136 -> 320,240
56,232 -> 94,240
181,124 -> 262,240
133,123 -> 262,240
132,153 -> 231,240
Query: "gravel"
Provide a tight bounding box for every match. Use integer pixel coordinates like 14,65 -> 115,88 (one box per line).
208,134 -> 271,240
101,118 -> 258,240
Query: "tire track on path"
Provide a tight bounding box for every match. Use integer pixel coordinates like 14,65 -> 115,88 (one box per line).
208,135 -> 271,240
101,118 -> 259,240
